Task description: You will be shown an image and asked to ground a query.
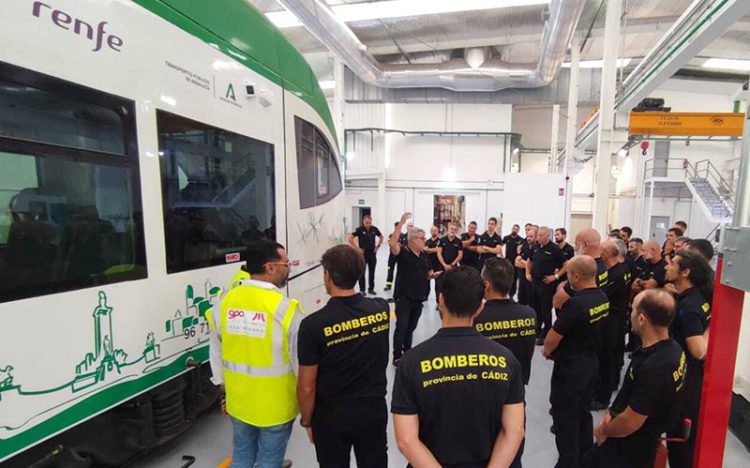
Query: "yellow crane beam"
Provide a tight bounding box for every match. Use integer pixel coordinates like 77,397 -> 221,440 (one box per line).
628,111 -> 744,137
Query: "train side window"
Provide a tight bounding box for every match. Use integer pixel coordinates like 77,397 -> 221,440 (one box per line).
295,117 -> 341,208
157,111 -> 275,274
0,62 -> 146,303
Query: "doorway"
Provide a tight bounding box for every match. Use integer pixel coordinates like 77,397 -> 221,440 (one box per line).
649,215 -> 670,242
352,206 -> 371,229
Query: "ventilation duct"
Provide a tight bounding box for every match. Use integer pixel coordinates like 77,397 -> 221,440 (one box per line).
274,0 -> 586,92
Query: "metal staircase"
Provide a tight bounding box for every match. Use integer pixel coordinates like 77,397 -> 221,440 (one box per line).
685,159 -> 735,223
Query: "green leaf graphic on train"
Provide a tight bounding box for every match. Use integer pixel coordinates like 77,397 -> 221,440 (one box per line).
163,280 -> 222,341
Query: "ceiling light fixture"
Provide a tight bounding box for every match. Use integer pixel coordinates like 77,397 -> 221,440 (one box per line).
701,58 -> 750,72
318,80 -> 336,90
267,0 -> 550,29
561,58 -> 631,69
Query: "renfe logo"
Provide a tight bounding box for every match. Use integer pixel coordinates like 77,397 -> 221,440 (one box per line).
32,1 -> 123,52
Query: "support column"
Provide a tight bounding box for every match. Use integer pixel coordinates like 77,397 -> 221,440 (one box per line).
564,37 -> 580,231
592,0 -> 622,234
332,58 -> 346,151
550,104 -> 560,173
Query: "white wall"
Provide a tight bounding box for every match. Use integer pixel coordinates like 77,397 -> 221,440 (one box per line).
502,173 -> 567,232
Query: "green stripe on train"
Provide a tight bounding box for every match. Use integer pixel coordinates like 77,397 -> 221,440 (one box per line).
131,0 -> 338,149
0,347 -> 209,460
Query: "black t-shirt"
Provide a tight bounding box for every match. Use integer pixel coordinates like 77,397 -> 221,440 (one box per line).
596,257 -> 609,288
605,262 -> 631,314
672,287 -> 711,368
298,294 -> 390,403
503,234 -> 523,263
460,233 -> 481,267
607,339 -> 687,467
439,235 -> 463,265
474,299 -> 536,384
557,243 -> 575,281
391,327 -> 525,467
552,287 -> 609,360
642,258 -> 667,286
630,255 -> 647,279
479,232 -> 503,263
394,247 -> 432,301
530,241 -> 567,281
352,225 -> 382,253
425,236 -> 442,271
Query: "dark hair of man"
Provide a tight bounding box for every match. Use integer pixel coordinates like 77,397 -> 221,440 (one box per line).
610,229 -> 621,236
685,238 -> 714,262
635,289 -> 676,327
524,223 -> 532,228
321,244 -> 365,289
469,221 -> 477,226
556,227 -> 567,236
668,227 -> 684,237
674,251 -> 714,304
675,221 -> 688,230
394,221 -> 399,227
245,240 -> 285,274
631,237 -> 643,245
441,266 -> 485,318
621,226 -> 633,237
489,217 -> 498,224
513,224 -> 520,228
362,215 -> 371,221
481,258 -> 515,295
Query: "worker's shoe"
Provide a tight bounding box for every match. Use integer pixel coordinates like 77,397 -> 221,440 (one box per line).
282,461 -> 293,468
368,289 -> 376,296
383,285 -> 392,291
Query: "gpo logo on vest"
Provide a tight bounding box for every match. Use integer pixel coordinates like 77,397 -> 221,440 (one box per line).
227,309 -> 267,338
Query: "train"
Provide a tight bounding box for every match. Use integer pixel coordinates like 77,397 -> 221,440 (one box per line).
0,0 -> 346,465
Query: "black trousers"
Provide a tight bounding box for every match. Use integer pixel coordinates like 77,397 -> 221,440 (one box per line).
312,397 -> 388,468
532,281 -> 555,337
595,315 -> 622,405
358,252 -> 377,292
516,267 -> 529,305
385,253 -> 397,287
393,296 -> 424,360
509,262 -> 519,299
551,353 -> 598,468
667,362 -> 703,468
582,440 -> 653,468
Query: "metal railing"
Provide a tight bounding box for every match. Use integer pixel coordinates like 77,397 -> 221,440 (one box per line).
643,157 -> 692,180
691,159 -> 736,210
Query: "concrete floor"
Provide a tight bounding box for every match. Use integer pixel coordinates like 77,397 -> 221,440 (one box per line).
140,249 -> 750,468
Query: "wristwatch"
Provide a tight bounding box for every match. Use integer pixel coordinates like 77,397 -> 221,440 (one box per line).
300,419 -> 312,428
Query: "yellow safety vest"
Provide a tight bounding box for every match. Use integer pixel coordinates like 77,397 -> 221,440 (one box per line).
206,268 -> 250,327
212,282 -> 302,427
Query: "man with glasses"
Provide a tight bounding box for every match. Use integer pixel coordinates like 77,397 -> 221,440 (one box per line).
390,212 -> 442,367
209,240 -> 304,468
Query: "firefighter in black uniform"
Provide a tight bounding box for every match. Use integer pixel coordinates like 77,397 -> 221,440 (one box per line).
555,227 -> 575,261
515,227 -> 536,307
583,289 -> 686,468
436,222 -> 463,298
348,215 -> 384,295
479,217 -> 504,270
384,221 -> 408,292
632,241 -> 667,294
526,226 -> 568,344
460,221 -> 481,269
389,213 -> 441,366
664,251 -> 712,467
543,255 -> 610,468
477,257 -> 536,468
593,239 -> 632,410
503,224 -> 524,299
392,266 -> 525,467
297,245 -> 389,467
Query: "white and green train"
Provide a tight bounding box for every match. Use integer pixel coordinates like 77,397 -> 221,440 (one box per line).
0,0 -> 346,465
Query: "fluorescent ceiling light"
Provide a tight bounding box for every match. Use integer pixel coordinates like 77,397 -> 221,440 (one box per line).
701,58 -> 750,72
318,80 -> 336,90
267,0 -> 550,28
562,58 -> 632,69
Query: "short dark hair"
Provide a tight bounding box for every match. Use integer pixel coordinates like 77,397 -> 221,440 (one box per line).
489,217 -> 498,224
635,289 -> 676,327
685,238 -> 714,261
610,229 -> 621,235
675,221 -> 688,230
394,221 -> 399,227
481,258 -> 515,295
321,245 -> 364,289
469,221 -> 477,226
668,227 -> 684,237
621,226 -> 633,237
440,266 -> 485,318
555,227 -> 567,236
513,224 -> 520,228
362,215 -> 371,220
245,240 -> 285,274
630,237 -> 643,245
524,223 -> 532,227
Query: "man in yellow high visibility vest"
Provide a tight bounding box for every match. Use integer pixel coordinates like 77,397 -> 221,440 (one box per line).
209,240 -> 304,468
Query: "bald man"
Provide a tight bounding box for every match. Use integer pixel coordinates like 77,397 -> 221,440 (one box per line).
593,240 -> 632,410
552,228 -> 608,310
632,241 -> 667,293
544,256 -> 609,468
526,226 -> 568,344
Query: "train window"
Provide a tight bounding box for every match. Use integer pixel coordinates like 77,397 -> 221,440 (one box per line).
0,62 -> 145,303
157,111 -> 275,274
295,117 -> 341,208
